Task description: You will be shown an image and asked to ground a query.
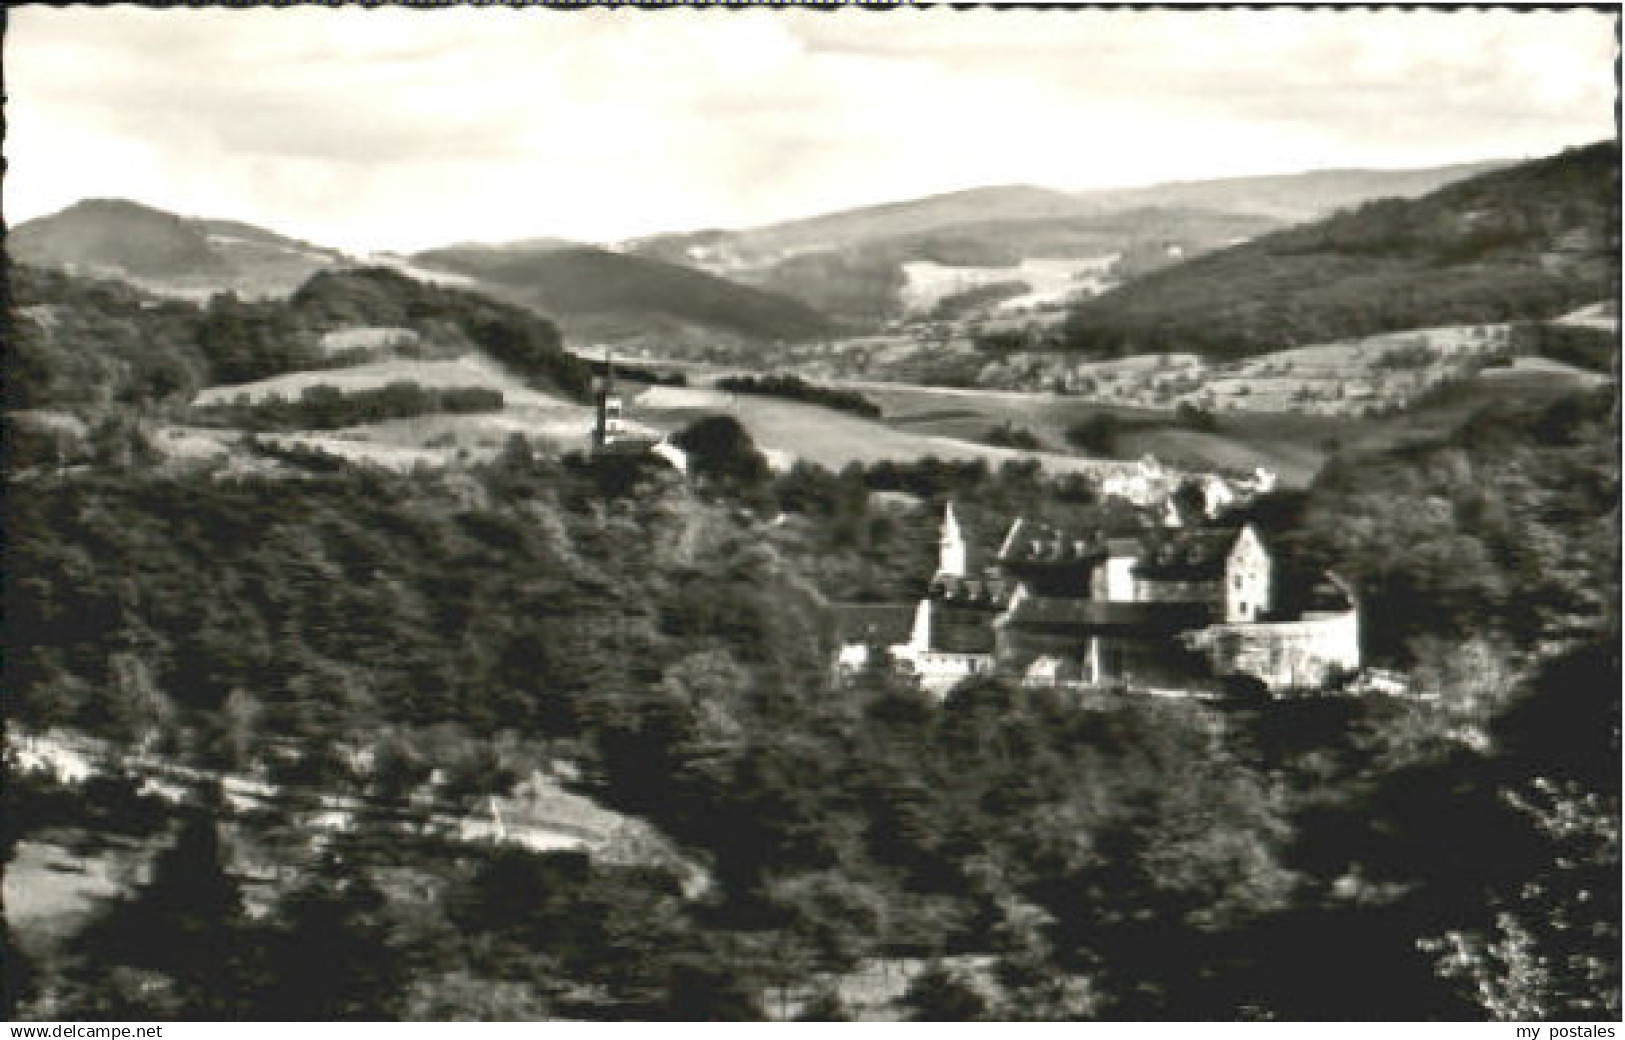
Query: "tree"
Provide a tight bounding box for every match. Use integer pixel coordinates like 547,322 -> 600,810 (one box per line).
397,971 -> 554,1021
656,956 -> 765,1021
673,415 -> 770,487
659,650 -> 750,747
764,871 -> 890,973
1065,414 -> 1121,457
794,986 -> 852,1021
1424,779 -> 1620,1020
2,924 -> 38,1019
67,812 -> 263,1019
259,852 -> 406,1020
901,961 -> 989,1021
1174,401 -> 1218,432
205,688 -> 264,772
1358,636 -> 1521,767
99,651 -> 177,750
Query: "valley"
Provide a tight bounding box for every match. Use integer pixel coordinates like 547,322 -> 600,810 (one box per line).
6,136 -> 1618,1025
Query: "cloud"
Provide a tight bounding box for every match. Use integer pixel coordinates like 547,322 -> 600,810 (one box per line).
5,6 -> 1615,252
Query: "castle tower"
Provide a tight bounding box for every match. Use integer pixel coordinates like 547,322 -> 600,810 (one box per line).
591,347 -> 623,450
937,501 -> 967,578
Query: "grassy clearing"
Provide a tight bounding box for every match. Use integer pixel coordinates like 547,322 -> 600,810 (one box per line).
840,367 -> 1601,486
181,340 -> 1602,485
6,834 -> 148,950
193,355 -> 570,408
634,389 -> 1127,476
186,354 -> 606,467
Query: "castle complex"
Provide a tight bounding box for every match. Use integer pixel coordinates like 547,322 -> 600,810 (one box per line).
836,503 -> 1360,697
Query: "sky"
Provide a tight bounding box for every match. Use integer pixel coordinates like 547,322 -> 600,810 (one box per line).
5,5 -> 1617,253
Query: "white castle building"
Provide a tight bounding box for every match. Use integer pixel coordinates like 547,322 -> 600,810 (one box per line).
836,503 -> 1360,698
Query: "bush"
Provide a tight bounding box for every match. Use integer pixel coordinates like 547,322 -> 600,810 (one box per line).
1065,414 -> 1121,456
982,422 -> 1043,450
717,374 -> 881,419
673,415 -> 771,486
1174,402 -> 1219,432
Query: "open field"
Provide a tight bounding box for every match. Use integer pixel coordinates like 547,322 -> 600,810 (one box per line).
976,324 -> 1527,413
183,353 -> 610,469
622,362 -> 1336,483
192,355 -> 567,408
815,361 -> 1601,486
177,327 -> 1606,486
633,383 -> 1132,476
337,407 -> 593,451
851,380 -> 1333,483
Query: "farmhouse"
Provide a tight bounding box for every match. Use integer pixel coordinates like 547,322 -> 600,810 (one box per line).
839,503 -> 1359,697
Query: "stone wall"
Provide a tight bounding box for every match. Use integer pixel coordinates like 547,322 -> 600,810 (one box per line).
1188,610 -> 1359,692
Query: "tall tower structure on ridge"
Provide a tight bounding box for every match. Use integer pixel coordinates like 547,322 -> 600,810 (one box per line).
937,501 -> 967,578
591,346 -> 623,450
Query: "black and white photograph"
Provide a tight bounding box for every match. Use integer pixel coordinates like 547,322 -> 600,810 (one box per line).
3,1 -> 1619,1024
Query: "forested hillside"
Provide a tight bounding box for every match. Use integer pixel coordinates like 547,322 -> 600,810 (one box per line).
1059,142 -> 1619,360
733,208 -> 1277,324
1284,388 -> 1617,663
410,244 -> 836,344
7,264 -> 591,409
8,373 -> 1619,1019
628,185 -> 1097,262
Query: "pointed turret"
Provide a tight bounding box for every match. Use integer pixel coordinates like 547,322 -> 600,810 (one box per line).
937,500 -> 967,578
591,346 -> 623,450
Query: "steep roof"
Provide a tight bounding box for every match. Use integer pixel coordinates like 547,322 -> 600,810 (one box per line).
929,574 -> 1015,609
998,518 -> 1110,566
997,514 -> 1152,567
1133,527 -> 1248,581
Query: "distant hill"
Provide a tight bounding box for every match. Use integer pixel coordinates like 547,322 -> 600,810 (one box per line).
718,185 -> 1096,256
411,243 -> 836,344
621,165 -> 1505,325
1074,160 -> 1511,223
630,164 -> 1508,271
628,185 -> 1094,265
11,198 -> 226,278
416,235 -> 581,256
10,198 -> 348,296
626,194 -> 1282,325
733,207 -> 1283,322
1058,142 -> 1620,361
